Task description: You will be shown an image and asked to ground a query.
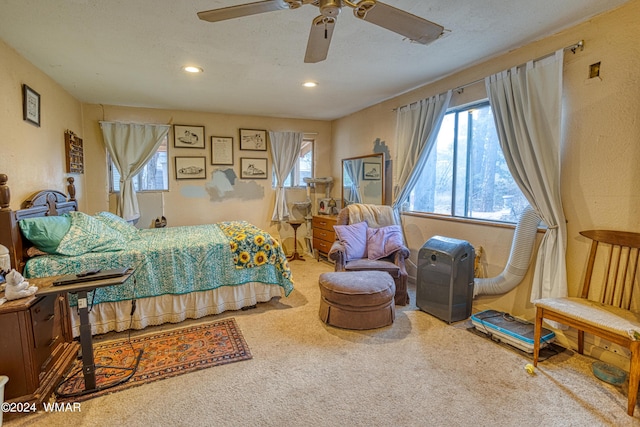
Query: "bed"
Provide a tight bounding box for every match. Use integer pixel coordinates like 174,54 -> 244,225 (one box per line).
0,175 -> 293,336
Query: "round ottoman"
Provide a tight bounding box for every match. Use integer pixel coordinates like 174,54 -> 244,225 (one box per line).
318,271 -> 396,330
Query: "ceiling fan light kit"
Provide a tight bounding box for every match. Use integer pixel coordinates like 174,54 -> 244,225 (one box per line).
198,0 -> 444,63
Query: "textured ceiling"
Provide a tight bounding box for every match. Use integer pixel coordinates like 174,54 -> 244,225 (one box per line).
0,0 -> 630,120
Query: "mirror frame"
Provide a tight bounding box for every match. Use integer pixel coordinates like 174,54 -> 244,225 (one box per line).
341,153 -> 385,208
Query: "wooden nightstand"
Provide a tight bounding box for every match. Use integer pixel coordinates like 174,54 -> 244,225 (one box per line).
312,215 -> 338,260
0,277 -> 79,417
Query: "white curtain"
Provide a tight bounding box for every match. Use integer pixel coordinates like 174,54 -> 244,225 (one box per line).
392,90 -> 452,211
344,158 -> 363,204
485,50 -> 567,301
100,121 -> 170,222
269,131 -> 303,222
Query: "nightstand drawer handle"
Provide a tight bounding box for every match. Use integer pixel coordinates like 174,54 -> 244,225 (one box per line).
45,314 -> 55,322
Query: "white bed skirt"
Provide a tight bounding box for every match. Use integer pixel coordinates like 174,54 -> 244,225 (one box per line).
70,282 -> 284,337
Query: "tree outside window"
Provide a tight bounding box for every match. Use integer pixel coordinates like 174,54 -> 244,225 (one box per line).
408,102 -> 528,223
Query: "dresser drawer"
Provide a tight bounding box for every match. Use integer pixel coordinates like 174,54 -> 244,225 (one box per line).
30,296 -> 60,372
313,227 -> 335,242
313,239 -> 333,254
312,215 -> 336,231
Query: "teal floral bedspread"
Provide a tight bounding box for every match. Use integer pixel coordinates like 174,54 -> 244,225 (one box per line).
24,221 -> 293,305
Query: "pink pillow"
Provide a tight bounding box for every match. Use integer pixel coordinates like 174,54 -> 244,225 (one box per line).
367,225 -> 404,260
333,221 -> 368,261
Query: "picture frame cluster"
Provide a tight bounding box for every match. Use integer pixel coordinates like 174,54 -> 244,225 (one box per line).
172,125 -> 268,180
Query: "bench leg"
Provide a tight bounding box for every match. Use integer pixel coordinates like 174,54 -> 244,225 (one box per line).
533,307 -> 543,367
628,342 -> 640,416
578,330 -> 585,354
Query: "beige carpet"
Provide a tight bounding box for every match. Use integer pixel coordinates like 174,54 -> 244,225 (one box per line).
6,259 -> 640,427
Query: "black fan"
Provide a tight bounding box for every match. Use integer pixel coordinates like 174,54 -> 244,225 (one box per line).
197,0 -> 444,63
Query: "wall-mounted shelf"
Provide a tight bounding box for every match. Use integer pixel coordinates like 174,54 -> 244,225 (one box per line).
65,130 -> 84,174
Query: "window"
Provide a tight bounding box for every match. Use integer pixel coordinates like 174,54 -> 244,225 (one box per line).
282,138 -> 314,187
408,101 -> 528,223
110,136 -> 169,192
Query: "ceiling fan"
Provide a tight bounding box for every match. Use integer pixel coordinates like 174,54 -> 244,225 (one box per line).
197,0 -> 444,63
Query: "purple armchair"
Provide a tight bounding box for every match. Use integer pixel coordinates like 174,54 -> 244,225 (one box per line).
328,204 -> 410,305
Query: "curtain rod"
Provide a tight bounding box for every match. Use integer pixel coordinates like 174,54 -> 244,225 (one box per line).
99,120 -> 171,126
453,40 -> 584,93
393,40 -> 584,111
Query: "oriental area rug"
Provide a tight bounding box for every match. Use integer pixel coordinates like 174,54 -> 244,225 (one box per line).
56,318 -> 252,403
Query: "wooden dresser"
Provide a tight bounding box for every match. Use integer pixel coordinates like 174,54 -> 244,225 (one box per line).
312,215 -> 338,259
0,286 -> 79,416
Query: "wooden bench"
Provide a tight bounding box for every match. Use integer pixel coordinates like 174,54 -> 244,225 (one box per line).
533,230 -> 640,416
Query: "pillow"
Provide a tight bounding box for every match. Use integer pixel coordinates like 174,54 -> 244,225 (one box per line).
56,212 -> 127,256
366,225 -> 404,260
333,221 -> 368,261
19,216 -> 72,254
94,211 -> 140,241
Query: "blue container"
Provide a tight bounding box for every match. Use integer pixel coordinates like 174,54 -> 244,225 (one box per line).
471,309 -> 556,353
592,361 -> 627,386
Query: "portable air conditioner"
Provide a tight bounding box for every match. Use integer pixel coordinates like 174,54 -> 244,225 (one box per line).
416,236 -> 475,323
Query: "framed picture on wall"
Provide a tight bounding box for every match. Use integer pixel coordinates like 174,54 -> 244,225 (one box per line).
240,157 -> 268,179
210,136 -> 234,165
174,125 -> 205,148
175,156 -> 206,179
239,128 -> 267,151
363,162 -> 381,180
22,84 -> 40,127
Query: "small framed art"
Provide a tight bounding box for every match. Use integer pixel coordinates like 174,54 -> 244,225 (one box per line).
22,84 -> 40,127
239,128 -> 267,151
240,157 -> 268,179
174,125 -> 205,148
363,162 -> 381,180
210,136 -> 234,165
175,156 -> 206,180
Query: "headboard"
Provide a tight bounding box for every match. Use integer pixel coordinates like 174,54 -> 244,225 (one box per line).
0,174 -> 78,272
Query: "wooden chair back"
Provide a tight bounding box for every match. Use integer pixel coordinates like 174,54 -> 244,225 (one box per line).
535,229 -> 640,417
580,230 -> 640,311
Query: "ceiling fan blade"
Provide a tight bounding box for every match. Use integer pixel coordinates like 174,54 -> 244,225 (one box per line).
197,0 -> 289,23
353,1 -> 443,45
304,15 -> 336,64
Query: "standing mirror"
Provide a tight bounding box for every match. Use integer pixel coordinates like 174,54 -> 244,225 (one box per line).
342,153 -> 385,207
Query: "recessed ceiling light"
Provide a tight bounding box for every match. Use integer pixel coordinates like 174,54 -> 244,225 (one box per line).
302,81 -> 318,88
183,66 -> 204,73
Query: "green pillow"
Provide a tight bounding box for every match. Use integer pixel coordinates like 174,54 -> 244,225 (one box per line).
19,216 -> 72,254
56,212 -> 126,256
94,211 -> 141,241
